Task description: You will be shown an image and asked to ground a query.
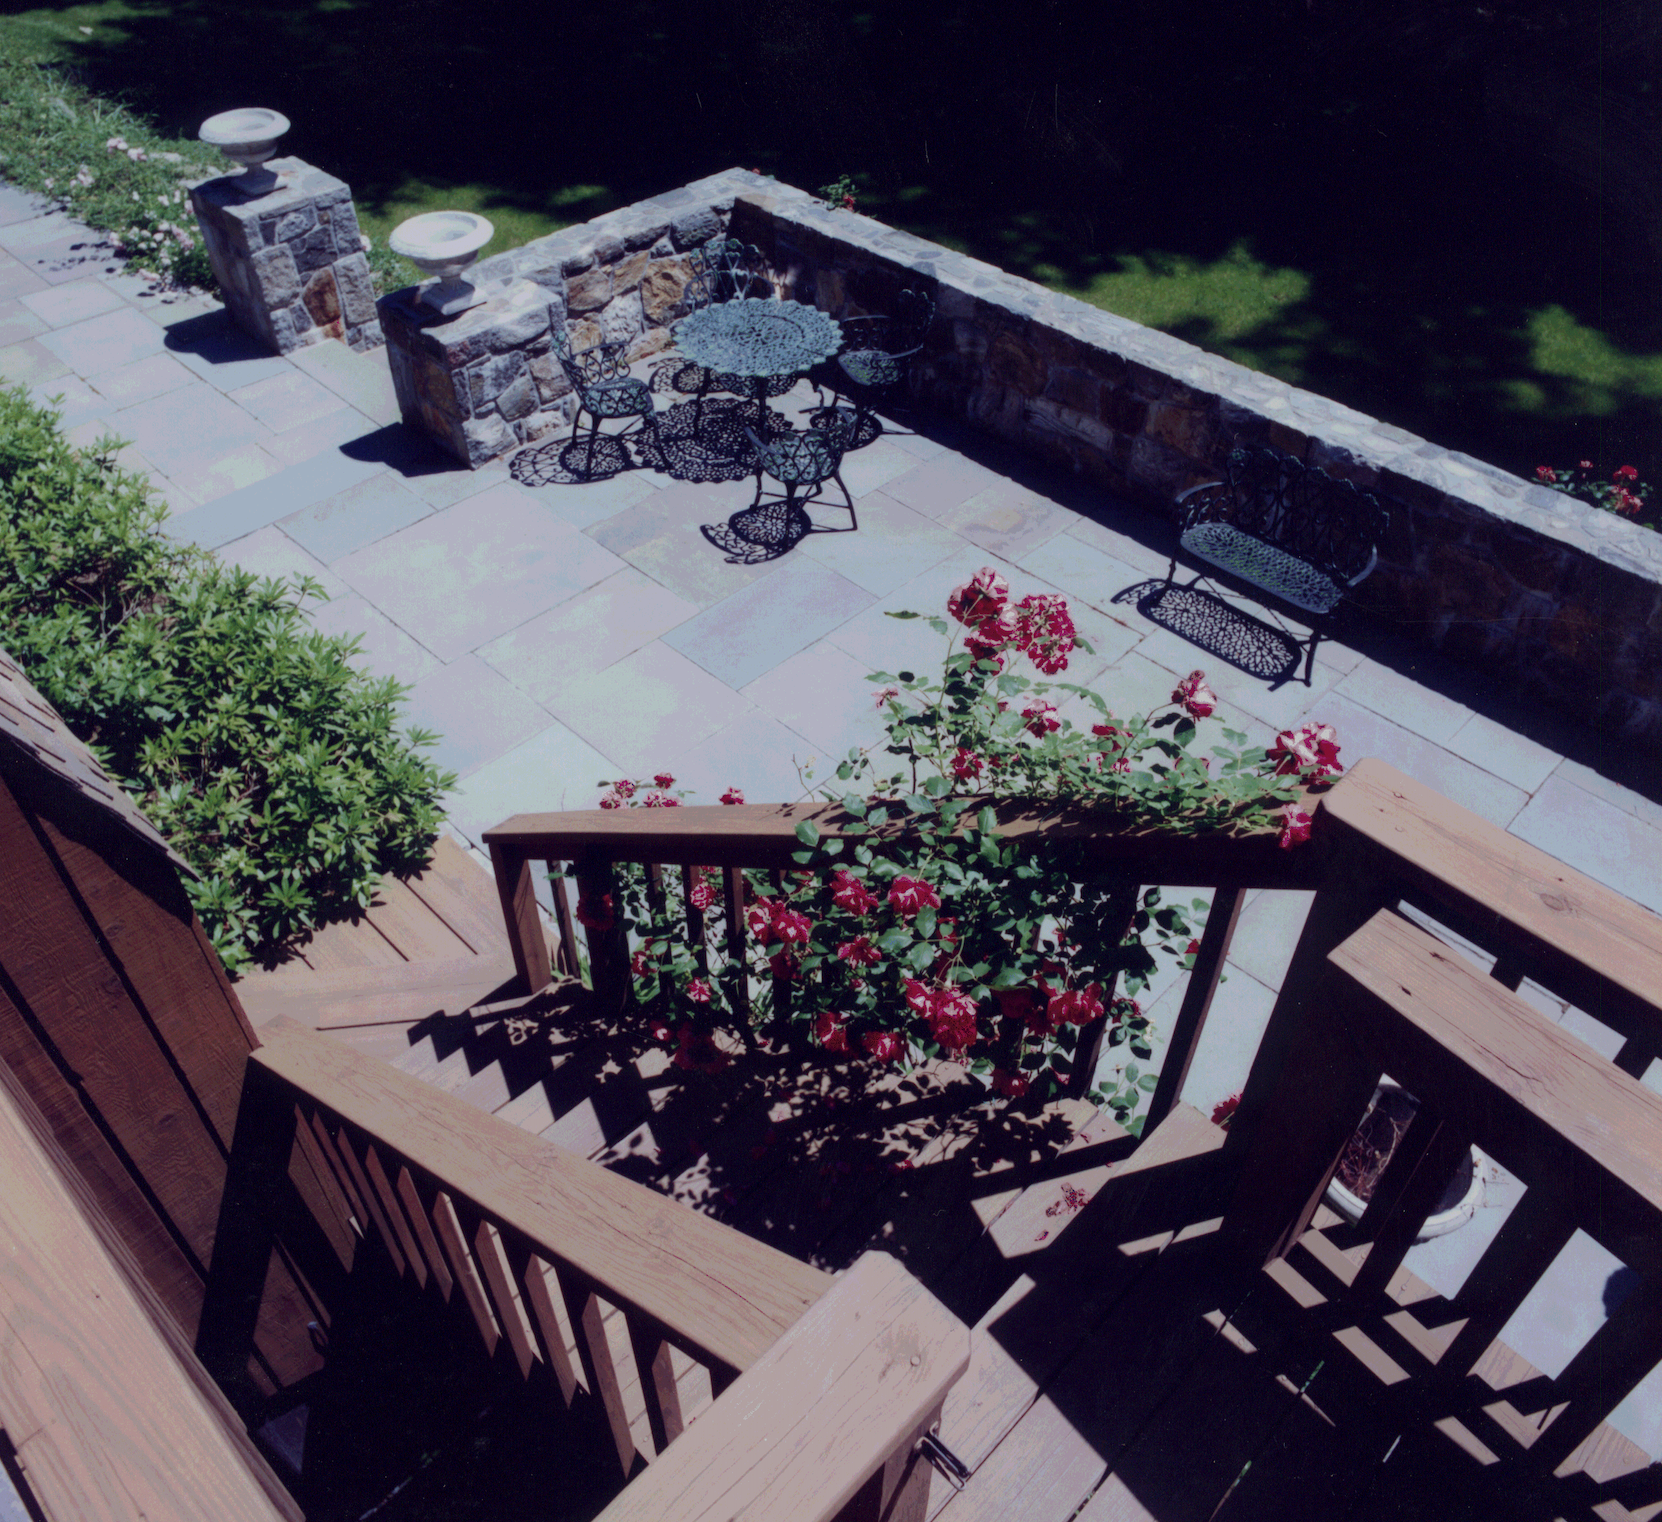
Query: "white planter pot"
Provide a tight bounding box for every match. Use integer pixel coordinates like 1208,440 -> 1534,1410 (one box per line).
389,211 -> 495,317
199,108 -> 291,196
1324,1081 -> 1485,1241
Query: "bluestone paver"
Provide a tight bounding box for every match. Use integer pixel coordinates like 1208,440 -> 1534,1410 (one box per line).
19,278 -> 127,328
35,305 -> 167,376
1335,658 -> 1476,745
479,568 -> 700,712
0,185 -> 51,226
280,470 -> 433,563
0,256 -> 48,302
219,524 -> 351,600
1511,773 -> 1662,915
541,641 -> 754,778
307,590 -> 443,688
1444,710 -> 1562,794
402,655 -> 558,780
662,558 -> 875,688
837,437 -> 916,499
263,405 -> 383,470
937,477 -> 1078,562
88,351 -> 196,408
587,476 -> 775,608
740,640 -> 893,759
0,299 -> 47,347
164,441 -> 384,548
162,309 -> 291,392
520,467 -> 661,530
285,335 -> 401,427
882,452 -> 1007,518
334,484 -> 627,661
0,337 -> 72,387
663,706 -> 833,807
441,719 -> 619,842
26,375 -> 116,432
229,369 -> 354,434
794,490 -> 964,597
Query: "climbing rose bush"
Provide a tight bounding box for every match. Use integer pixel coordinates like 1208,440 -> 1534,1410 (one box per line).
576,570 -> 1340,1128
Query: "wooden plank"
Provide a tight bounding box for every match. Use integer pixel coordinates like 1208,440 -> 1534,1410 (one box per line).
286,911 -> 407,973
0,1054 -> 297,1522
235,951 -> 518,1030
396,1165 -> 453,1299
490,843 -> 553,994
332,1126 -> 406,1276
364,1144 -> 427,1288
1144,885 -> 1245,1130
1321,756 -> 1662,1040
524,1253 -> 583,1405
1328,911 -> 1662,1274
407,832 -> 516,956
481,790 -> 1329,890
473,1218 -> 540,1379
255,1018 -> 831,1375
596,1252 -> 970,1522
582,1291 -> 643,1476
358,869 -> 475,966
934,1392 -> 1106,1522
431,1190 -> 500,1356
308,1111 -> 369,1235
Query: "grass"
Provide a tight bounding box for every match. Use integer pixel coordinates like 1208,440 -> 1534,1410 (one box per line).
0,0 -> 1658,489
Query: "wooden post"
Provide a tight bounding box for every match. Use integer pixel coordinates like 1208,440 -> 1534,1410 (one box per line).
1068,878 -> 1141,1100
194,1058 -> 298,1417
1144,886 -> 1245,1130
577,857 -> 630,1016
490,842 -> 553,994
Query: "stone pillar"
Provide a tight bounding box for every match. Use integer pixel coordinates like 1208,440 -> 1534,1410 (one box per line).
189,157 -> 383,355
379,277 -> 570,468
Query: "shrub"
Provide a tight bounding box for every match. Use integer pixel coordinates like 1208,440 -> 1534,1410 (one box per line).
1534,461 -> 1655,532
0,386 -> 455,972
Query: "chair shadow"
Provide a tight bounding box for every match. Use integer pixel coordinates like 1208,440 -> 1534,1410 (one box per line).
629,397 -> 792,485
509,431 -> 635,486
1114,579 -> 1304,686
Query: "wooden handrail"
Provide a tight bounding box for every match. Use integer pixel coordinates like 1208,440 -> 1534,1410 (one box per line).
596,1251 -> 970,1522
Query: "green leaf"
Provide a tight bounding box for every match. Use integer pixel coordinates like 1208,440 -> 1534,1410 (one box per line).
841,793 -> 868,817
914,905 -> 938,939
903,793 -> 937,814
906,941 -> 937,970
978,806 -> 998,835
877,927 -> 913,953
884,610 -> 921,620
795,818 -> 821,848
923,774 -> 949,797
988,966 -> 1027,989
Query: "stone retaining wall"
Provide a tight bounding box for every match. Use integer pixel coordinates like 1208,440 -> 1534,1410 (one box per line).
474,170 -> 1662,744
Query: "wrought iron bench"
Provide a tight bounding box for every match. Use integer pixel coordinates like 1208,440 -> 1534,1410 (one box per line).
1167,445 -> 1389,683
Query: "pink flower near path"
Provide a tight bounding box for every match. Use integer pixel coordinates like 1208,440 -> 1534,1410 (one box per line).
1277,804 -> 1314,851
689,878 -> 716,911
1046,983 -> 1104,1033
1172,670 -> 1217,719
862,1029 -> 904,1063
598,790 -> 625,809
927,986 -> 979,1052
816,1010 -> 850,1053
991,1067 -> 1029,1098
686,978 -> 712,1003
772,906 -> 814,946
745,899 -> 778,942
653,772 -> 675,787
1268,722 -> 1344,779
1013,593 -> 1076,674
642,791 -> 680,808
965,634 -> 1007,672
837,936 -> 881,968
831,870 -> 879,916
889,875 -> 941,918
1022,699 -> 1060,738
614,779 -> 637,798
951,747 -> 984,782
874,686 -> 901,707
948,567 -> 1009,627
719,786 -> 745,805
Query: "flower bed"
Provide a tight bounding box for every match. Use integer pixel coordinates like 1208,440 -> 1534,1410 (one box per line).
581,570 -> 1341,1129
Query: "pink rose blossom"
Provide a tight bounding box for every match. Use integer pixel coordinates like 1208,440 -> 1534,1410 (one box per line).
687,977 -> 712,1003
947,567 -> 1009,627
642,790 -> 680,808
837,936 -> 881,968
1267,722 -> 1344,780
991,1067 -> 1029,1098
816,1010 -> 849,1053
745,899 -> 777,942
768,948 -> 801,981
1277,804 -> 1314,850
719,786 -> 745,805
689,878 -> 716,911
996,987 -> 1044,1033
653,772 -> 675,787
874,686 -> 901,707
614,779 -> 637,798
772,906 -> 813,945
598,790 -> 625,809
1013,593 -> 1076,674
888,875 -> 941,918
927,986 -> 979,1051
1172,670 -> 1217,719
831,870 -> 879,916
1046,983 -> 1104,1032
630,949 -> 654,977
950,747 -> 984,782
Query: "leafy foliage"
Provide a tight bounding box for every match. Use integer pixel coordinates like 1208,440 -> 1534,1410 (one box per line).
578,569 -> 1338,1132
0,386 -> 454,972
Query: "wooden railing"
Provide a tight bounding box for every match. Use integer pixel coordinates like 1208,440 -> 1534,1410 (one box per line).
201,1018 -> 967,1517
483,790 -> 1327,1103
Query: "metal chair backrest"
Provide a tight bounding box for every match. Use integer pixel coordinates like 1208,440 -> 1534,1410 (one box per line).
687,238 -> 769,309
551,324 -> 631,392
745,425 -> 843,486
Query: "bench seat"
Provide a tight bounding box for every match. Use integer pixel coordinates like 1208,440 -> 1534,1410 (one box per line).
1178,520 -> 1349,615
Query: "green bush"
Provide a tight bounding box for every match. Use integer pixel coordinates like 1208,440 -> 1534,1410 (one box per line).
0,385 -> 455,973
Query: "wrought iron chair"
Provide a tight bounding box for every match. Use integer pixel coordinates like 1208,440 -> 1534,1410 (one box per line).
675,237 -> 792,422
551,324 -> 660,477
698,422 -> 855,565
811,288 -> 935,432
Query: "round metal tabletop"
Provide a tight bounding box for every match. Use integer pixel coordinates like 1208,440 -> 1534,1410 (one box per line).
673,298 -> 843,379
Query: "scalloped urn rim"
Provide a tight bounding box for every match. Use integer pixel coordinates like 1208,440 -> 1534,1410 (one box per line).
388,211 -> 496,272
198,107 -> 291,164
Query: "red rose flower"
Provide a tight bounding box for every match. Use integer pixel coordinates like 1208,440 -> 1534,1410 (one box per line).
630,949 -> 654,978
928,986 -> 979,1052
1615,465 -> 1639,482
1267,722 -> 1343,779
950,747 -> 984,782
1534,466 -> 1557,484
831,870 -> 879,916
996,987 -> 1044,1033
689,879 -> 716,911
642,790 -> 680,808
889,875 -> 941,918
874,686 -> 900,708
1172,670 -> 1217,719
947,567 -> 1009,627
816,1010 -> 850,1053
598,790 -> 624,809
768,948 -> 800,981
1046,983 -> 1104,1032
720,786 -> 745,805
1211,1092 -> 1242,1128
1022,699 -> 1060,738
1277,804 -> 1314,850
772,906 -> 813,945
613,779 -> 637,798
903,977 -> 934,1018
1012,592 -> 1076,674
686,977 -> 711,1003
746,899 -> 778,941
653,772 -> 675,788
575,892 -> 614,932
991,1067 -> 1029,1099
837,935 -> 882,967
862,1029 -> 903,1063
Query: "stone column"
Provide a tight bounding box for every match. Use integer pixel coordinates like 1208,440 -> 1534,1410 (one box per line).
379,277 -> 570,468
189,157 -> 383,355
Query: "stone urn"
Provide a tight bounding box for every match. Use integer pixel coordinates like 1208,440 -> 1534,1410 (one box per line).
389,211 -> 495,317
198,108 -> 291,196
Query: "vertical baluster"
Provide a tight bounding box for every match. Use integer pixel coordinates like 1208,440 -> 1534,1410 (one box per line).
363,1145 -> 427,1288
578,1291 -> 643,1474
646,863 -> 672,1003
1349,1111 -> 1476,1304
650,1339 -> 711,1443
1068,877 -> 1141,1099
309,1110 -> 368,1236
1144,886 -> 1246,1129
723,866 -> 751,1030
334,1124 -> 407,1275
577,857 -> 630,1014
547,862 -> 580,979
396,1166 -> 452,1301
473,1218 -> 540,1378
683,865 -> 709,976
430,1190 -> 500,1355
626,1316 -> 675,1458
523,1254 -> 584,1406
289,1103 -> 357,1269
490,841 -> 554,994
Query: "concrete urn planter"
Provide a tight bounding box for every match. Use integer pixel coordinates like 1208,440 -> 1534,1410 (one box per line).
390,211 -> 495,317
198,108 -> 291,196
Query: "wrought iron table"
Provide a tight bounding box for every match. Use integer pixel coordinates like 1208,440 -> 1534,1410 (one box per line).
672,298 -> 843,429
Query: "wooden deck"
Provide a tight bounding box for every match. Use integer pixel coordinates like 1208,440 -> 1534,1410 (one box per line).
234,826 -> 1662,1522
